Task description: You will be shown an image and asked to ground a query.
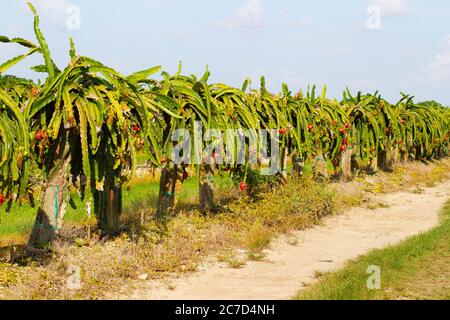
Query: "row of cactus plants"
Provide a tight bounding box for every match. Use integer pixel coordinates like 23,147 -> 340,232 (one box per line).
0,3 -> 449,248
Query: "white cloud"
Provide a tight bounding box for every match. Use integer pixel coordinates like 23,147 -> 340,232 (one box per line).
404,35 -> 450,90
217,0 -> 265,35
369,0 -> 409,16
21,0 -> 75,29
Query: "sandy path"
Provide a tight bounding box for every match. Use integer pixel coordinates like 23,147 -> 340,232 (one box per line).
117,180 -> 450,300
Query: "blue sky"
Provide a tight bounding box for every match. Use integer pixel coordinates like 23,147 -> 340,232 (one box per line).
1,0 -> 450,104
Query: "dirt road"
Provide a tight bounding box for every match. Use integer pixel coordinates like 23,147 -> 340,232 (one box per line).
116,180 -> 450,300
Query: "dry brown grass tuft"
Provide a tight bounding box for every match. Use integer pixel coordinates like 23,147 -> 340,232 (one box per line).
246,221 -> 272,260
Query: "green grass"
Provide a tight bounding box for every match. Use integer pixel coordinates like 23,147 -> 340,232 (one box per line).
0,173 -> 234,244
0,204 -> 37,237
296,200 -> 450,300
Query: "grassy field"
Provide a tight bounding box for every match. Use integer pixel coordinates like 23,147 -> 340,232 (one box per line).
296,200 -> 450,300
